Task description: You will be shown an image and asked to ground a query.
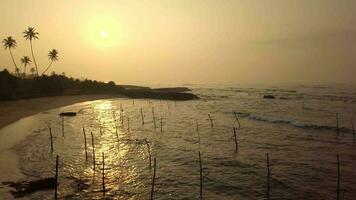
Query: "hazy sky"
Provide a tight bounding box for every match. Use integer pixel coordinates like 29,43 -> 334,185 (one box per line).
1,0 -> 356,85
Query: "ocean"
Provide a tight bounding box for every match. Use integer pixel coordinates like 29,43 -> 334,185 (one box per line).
1,84 -> 356,199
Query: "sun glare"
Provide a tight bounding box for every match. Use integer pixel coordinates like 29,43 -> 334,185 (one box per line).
100,31 -> 108,38
84,15 -> 123,49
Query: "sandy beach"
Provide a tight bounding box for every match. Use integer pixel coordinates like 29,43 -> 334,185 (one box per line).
0,94 -> 125,129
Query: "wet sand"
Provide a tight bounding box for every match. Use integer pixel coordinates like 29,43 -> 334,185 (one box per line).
0,94 -> 125,129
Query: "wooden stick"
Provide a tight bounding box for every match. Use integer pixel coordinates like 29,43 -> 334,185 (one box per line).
152,107 -> 156,130
196,119 -> 199,132
127,117 -> 130,132
336,113 -> 340,137
233,111 -> 241,129
199,151 -> 203,198
233,127 -> 238,153
55,155 -> 59,200
150,158 -> 157,200
208,114 -> 214,127
91,132 -> 96,171
160,116 -> 163,132
49,126 -> 54,153
102,152 -> 105,196
141,108 -> 145,125
145,139 -> 152,169
337,155 -> 340,200
267,153 -> 270,200
83,127 -> 88,161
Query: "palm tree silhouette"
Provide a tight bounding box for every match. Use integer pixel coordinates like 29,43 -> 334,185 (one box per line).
23,27 -> 39,76
42,49 -> 59,75
2,36 -> 21,77
21,56 -> 31,77
15,67 -> 20,77
30,67 -> 35,75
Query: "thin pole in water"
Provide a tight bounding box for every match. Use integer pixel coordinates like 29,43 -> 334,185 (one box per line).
150,158 -> 157,200
54,155 -> 59,200
91,132 -> 96,171
208,114 -> 214,127
102,152 -> 105,197
199,151 -> 203,198
127,117 -> 130,132
160,116 -> 163,133
267,153 -> 270,200
141,108 -> 145,125
233,127 -> 238,153
83,127 -> 88,161
48,126 -> 54,153
337,155 -> 340,200
233,111 -> 241,129
145,139 -> 152,169
196,120 -> 200,143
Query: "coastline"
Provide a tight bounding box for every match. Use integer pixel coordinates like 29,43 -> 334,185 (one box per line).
0,94 -> 126,129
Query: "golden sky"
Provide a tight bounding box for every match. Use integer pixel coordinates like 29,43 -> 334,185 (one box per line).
1,0 -> 356,85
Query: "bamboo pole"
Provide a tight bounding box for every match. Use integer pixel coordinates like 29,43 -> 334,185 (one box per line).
83,127 -> 88,161
199,151 -> 203,198
145,139 -> 152,169
141,108 -> 145,125
267,153 -> 270,200
150,158 -> 157,200
55,155 -> 59,200
233,127 -> 238,153
127,117 -> 130,132
337,155 -> 340,200
160,116 -> 163,133
48,126 -> 53,153
91,132 -> 96,171
102,152 -> 105,196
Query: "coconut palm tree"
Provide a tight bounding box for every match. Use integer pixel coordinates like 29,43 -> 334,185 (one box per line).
42,49 -> 59,75
23,27 -> 39,76
15,67 -> 20,77
21,56 -> 31,77
2,36 -> 21,77
30,67 -> 35,75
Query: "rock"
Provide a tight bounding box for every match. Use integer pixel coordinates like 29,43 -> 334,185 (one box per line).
263,95 -> 276,99
59,112 -> 77,116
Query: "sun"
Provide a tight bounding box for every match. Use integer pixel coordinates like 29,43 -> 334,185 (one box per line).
100,31 -> 108,38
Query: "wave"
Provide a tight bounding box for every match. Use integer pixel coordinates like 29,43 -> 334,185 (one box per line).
236,112 -> 351,133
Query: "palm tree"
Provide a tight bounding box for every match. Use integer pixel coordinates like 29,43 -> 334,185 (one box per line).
2,36 -> 21,77
30,67 -> 35,75
15,67 -> 20,77
21,56 -> 31,77
23,27 -> 39,76
42,49 -> 59,75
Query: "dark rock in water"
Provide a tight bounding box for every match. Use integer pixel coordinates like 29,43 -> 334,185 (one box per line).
3,177 -> 55,198
263,95 -> 276,99
123,89 -> 199,100
152,87 -> 192,93
59,112 -> 77,116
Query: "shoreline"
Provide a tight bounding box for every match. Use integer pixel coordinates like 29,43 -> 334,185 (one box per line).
0,94 -> 126,129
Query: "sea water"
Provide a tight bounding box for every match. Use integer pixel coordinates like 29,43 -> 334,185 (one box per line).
1,84 -> 356,199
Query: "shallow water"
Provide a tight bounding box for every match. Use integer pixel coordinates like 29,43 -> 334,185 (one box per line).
1,85 -> 356,199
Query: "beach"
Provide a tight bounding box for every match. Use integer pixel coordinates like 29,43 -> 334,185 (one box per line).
0,94 -> 125,129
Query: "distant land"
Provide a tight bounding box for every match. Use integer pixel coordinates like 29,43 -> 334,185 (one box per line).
0,69 -> 199,101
